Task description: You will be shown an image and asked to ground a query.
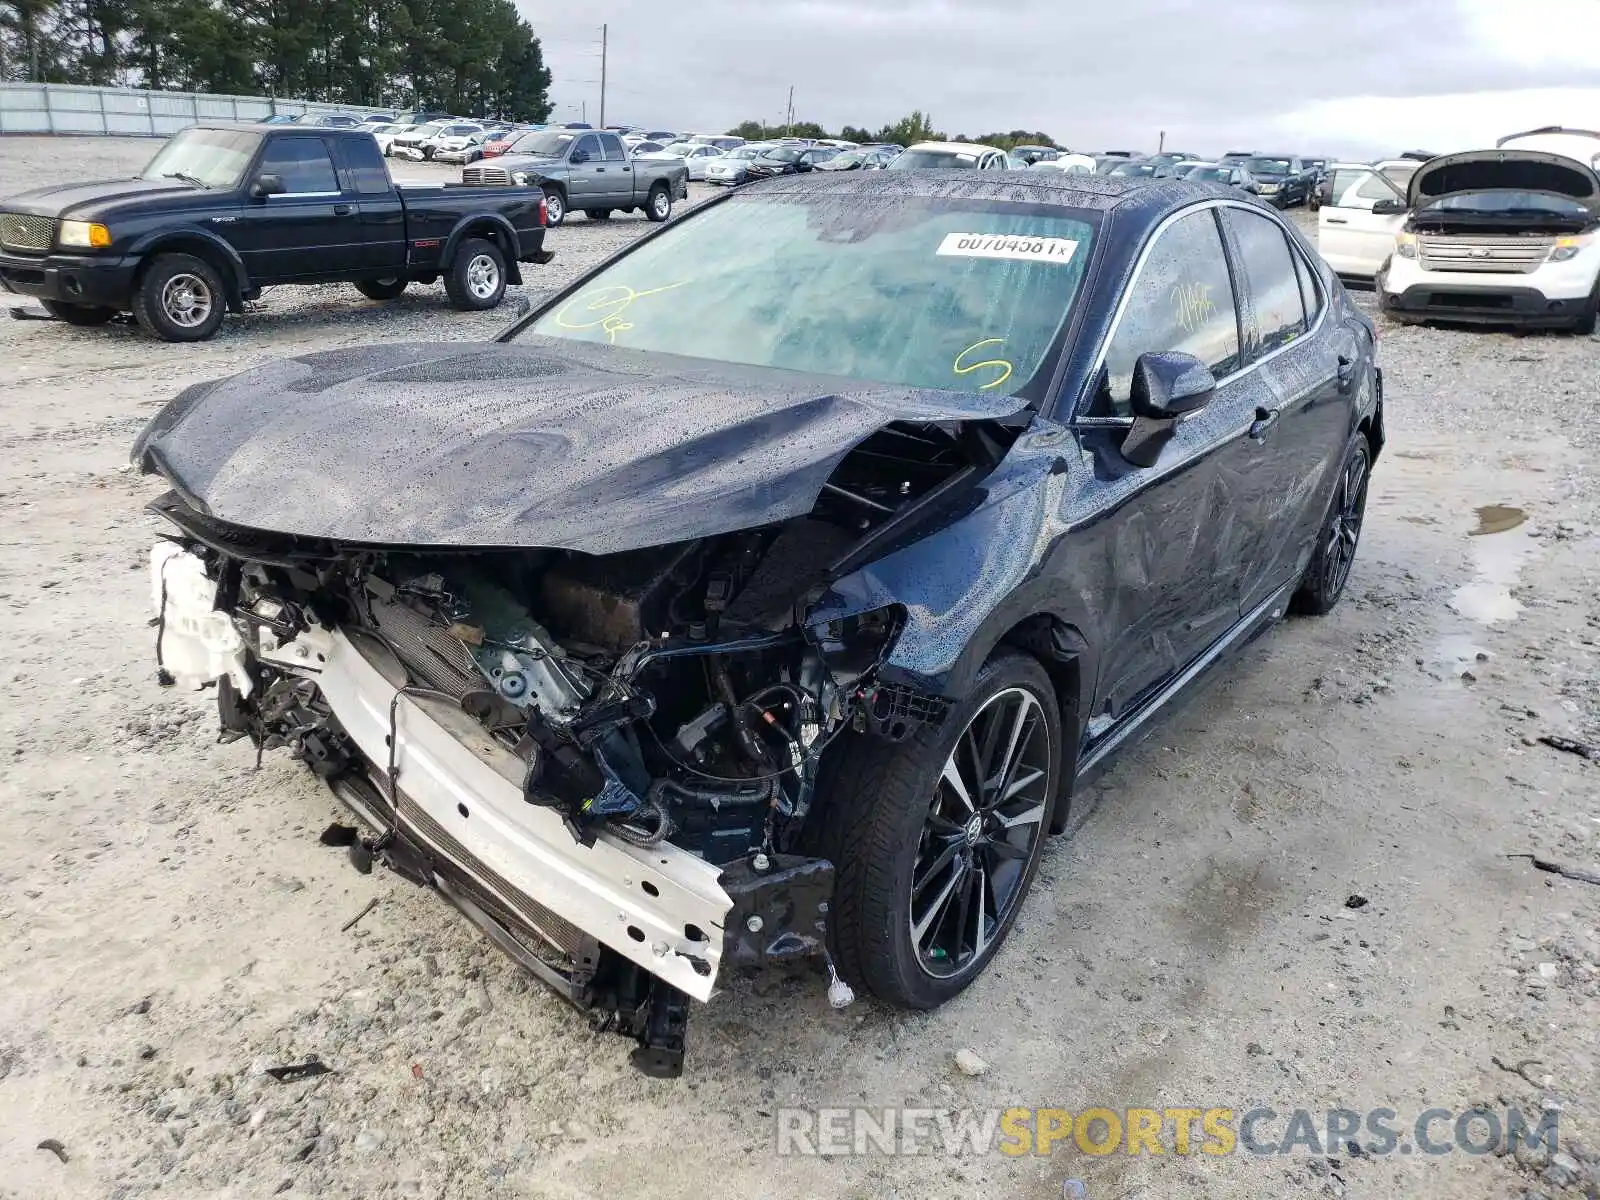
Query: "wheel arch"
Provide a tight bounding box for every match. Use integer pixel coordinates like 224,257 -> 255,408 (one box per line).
442,214 -> 523,285
127,230 -> 250,312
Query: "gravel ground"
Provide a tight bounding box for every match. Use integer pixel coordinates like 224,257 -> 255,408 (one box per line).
1,137 -> 1597,1200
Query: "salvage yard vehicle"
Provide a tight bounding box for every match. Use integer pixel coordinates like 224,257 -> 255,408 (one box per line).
135,170 -> 1382,1076
1379,128 -> 1600,333
889,141 -> 1010,170
0,123 -> 553,341
465,129 -> 689,226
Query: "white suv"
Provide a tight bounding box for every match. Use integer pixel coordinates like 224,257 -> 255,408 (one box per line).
1322,130 -> 1600,334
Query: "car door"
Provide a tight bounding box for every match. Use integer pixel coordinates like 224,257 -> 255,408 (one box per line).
1318,166 -> 1408,276
1218,205 -> 1355,615
232,135 -> 362,282
567,134 -> 606,206
1070,205 -> 1254,723
592,133 -> 633,202
334,134 -> 405,274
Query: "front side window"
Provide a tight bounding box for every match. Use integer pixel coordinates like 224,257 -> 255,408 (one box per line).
1223,208 -> 1307,359
1100,208 -> 1241,415
525,194 -> 1098,397
141,128 -> 261,189
1328,168 -> 1401,209
573,135 -> 602,161
257,137 -> 339,194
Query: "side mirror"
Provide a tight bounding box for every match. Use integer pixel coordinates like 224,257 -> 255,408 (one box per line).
569,149 -> 589,164
1371,198 -> 1408,215
249,174 -> 285,199
1121,351 -> 1216,468
1129,351 -> 1215,420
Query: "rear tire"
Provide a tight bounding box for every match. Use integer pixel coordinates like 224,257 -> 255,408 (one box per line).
815,652 -> 1061,1010
131,252 -> 226,342
1292,433 -> 1371,616
354,277 -> 408,301
40,299 -> 117,326
645,183 -> 672,223
443,237 -> 506,311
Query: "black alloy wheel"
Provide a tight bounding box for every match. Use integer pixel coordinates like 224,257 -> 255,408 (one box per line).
1293,434 -> 1371,614
909,684 -> 1053,980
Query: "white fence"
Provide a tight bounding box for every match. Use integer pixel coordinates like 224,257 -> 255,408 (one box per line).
0,82 -> 393,137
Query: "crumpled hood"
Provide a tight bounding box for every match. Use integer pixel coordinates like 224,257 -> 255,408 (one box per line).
132,338 -> 1028,555
1410,150 -> 1600,211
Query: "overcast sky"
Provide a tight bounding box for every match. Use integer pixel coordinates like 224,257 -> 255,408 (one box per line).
521,0 -> 1600,158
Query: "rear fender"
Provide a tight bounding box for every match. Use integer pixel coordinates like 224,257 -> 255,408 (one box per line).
442,213 -> 524,285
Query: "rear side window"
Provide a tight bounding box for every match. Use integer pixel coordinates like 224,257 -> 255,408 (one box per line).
1293,247 -> 1320,326
341,135 -> 392,195
598,134 -> 628,161
1100,208 -> 1242,416
1222,208 -> 1307,358
258,137 -> 339,194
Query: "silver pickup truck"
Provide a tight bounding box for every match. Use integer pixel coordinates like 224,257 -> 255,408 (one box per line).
464,129 -> 689,226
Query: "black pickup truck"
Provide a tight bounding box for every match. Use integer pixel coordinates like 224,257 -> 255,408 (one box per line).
0,123 -> 552,341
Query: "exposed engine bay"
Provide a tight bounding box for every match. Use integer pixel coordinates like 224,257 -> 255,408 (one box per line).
148,419 -> 1006,1076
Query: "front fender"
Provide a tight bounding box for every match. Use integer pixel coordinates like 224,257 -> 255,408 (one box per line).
807,422 -> 1095,715
127,227 -> 251,309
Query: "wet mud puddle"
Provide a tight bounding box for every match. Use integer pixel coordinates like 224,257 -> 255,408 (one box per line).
1451,505 -> 1532,626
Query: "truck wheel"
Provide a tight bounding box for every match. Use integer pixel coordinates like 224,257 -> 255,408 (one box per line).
812,651 -> 1061,1009
541,187 -> 566,227
132,253 -> 226,342
645,184 -> 672,223
444,237 -> 506,311
355,277 -> 408,301
1292,432 -> 1371,616
41,299 -> 117,326
584,209 -> 613,220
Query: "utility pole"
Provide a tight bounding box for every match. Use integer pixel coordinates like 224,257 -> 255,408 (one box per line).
1158,129 -> 1166,153
598,23 -> 607,129
784,85 -> 794,136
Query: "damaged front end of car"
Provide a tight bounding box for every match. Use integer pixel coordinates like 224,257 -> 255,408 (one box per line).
140,402 -> 1017,1076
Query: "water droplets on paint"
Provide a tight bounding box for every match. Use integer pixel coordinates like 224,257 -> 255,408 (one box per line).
1451,505 -> 1530,626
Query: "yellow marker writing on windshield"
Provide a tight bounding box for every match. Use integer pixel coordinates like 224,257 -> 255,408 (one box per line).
554,282 -> 688,343
953,338 -> 1014,390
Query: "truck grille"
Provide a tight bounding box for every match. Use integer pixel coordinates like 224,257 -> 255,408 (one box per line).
1418,235 -> 1553,274
0,212 -> 54,254
462,166 -> 511,187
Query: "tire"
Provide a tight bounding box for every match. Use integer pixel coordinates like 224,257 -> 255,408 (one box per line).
541,186 -> 566,227
584,208 -> 613,220
443,237 -> 506,311
816,651 -> 1062,1009
1574,282 -> 1599,336
1292,433 -> 1371,616
40,299 -> 116,325
131,252 -> 226,342
645,183 -> 672,223
354,277 -> 408,301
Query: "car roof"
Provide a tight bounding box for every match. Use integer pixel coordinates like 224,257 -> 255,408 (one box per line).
906,140 -> 1002,154
742,167 -> 1256,218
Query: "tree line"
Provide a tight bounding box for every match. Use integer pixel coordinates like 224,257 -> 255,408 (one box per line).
728,110 -> 1062,152
0,0 -> 554,121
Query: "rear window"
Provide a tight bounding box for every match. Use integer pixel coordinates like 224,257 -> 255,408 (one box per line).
889,149 -> 982,169
525,194 -> 1098,397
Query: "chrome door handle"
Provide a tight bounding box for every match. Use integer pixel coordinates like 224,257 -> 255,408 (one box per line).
1325,217 -> 1349,225
333,204 -> 353,215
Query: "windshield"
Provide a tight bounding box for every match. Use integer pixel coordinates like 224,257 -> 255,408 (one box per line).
761,147 -> 804,162
824,151 -> 866,167
1185,166 -> 1231,183
654,142 -> 694,155
1424,190 -> 1591,216
515,131 -> 576,156
1110,162 -> 1157,176
1245,157 -> 1292,174
141,128 -> 261,188
889,149 -> 982,170
524,194 -> 1096,397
